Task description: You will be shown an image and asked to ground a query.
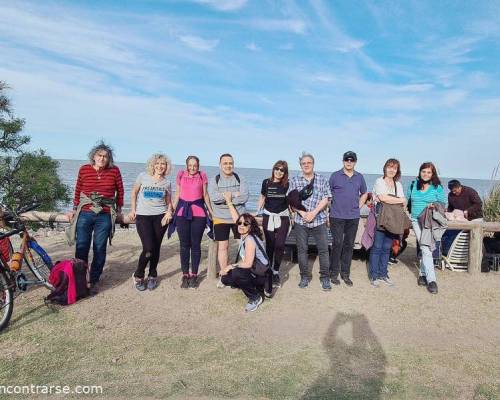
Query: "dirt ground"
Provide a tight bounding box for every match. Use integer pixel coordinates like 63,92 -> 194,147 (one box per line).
0,229 -> 499,399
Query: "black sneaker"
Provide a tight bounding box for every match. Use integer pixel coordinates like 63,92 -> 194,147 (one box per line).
181,275 -> 189,289
427,281 -> 438,294
321,278 -> 332,291
388,257 -> 398,265
89,282 -> 99,295
298,277 -> 310,288
342,276 -> 353,286
272,274 -> 281,288
331,277 -> 341,285
134,279 -> 146,292
188,275 -> 198,289
147,277 -> 158,290
417,276 -> 428,286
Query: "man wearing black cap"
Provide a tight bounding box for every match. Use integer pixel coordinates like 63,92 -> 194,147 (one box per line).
328,151 -> 368,286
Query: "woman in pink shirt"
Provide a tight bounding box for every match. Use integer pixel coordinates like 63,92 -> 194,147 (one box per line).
171,156 -> 213,289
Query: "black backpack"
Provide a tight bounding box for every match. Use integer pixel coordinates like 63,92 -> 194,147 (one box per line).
215,173 -> 240,186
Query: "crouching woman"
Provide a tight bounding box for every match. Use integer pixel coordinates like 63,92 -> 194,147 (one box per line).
220,192 -> 268,312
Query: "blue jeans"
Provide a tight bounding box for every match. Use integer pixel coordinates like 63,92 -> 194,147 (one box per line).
369,229 -> 398,280
411,218 -> 436,283
75,211 -> 112,284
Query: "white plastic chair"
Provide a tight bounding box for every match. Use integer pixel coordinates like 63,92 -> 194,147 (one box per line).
441,230 -> 470,271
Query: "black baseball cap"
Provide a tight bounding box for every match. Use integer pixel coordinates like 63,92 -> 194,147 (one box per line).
343,151 -> 357,161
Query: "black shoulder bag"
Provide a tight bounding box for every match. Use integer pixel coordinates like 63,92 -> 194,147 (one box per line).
407,180 -> 416,213
299,176 -> 315,201
234,235 -> 270,277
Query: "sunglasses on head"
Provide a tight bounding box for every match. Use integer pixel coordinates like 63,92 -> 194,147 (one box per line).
274,167 -> 285,173
237,220 -> 250,227
343,158 -> 355,162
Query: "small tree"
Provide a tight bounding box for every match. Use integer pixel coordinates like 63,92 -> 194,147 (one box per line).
0,81 -> 70,212
483,163 -> 500,222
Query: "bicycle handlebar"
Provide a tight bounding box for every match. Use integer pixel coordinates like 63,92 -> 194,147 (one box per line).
0,228 -> 23,241
16,202 -> 42,215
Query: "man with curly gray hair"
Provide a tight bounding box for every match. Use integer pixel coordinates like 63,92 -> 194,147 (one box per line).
67,141 -> 124,293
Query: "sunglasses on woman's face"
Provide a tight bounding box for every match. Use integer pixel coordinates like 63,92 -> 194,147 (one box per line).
237,221 -> 250,227
274,167 -> 285,173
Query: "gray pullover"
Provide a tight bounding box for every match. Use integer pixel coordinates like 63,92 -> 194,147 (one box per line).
208,173 -> 249,223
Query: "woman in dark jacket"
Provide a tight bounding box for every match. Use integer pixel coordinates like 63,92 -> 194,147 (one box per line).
257,160 -> 290,287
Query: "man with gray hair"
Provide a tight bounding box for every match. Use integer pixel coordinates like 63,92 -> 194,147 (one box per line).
67,141 -> 124,293
288,152 -> 332,290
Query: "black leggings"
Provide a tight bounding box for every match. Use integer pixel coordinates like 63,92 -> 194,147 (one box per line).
221,267 -> 265,302
176,216 -> 206,275
135,214 -> 167,279
262,215 -> 290,270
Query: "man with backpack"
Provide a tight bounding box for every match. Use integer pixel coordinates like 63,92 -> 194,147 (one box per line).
208,154 -> 249,287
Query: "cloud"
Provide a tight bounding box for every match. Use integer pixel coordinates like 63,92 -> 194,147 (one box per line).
307,0 -> 385,75
193,0 -> 248,12
309,0 -> 365,52
247,18 -> 307,34
178,35 -> 219,51
245,42 -> 261,51
416,36 -> 481,65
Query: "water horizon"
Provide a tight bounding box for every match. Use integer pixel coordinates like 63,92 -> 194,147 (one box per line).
57,159 -> 498,213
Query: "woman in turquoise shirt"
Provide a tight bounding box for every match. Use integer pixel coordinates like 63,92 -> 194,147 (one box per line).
407,162 -> 446,294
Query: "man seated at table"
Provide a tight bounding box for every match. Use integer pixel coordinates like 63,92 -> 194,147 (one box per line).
447,179 -> 483,221
442,179 -> 484,255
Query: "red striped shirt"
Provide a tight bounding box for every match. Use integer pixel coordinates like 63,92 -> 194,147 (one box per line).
73,164 -> 124,213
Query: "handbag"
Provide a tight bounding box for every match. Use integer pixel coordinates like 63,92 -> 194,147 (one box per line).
234,235 -> 270,277
376,180 -> 412,235
299,177 -> 315,201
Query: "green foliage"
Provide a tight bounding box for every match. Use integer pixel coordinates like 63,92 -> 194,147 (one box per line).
0,81 -> 69,211
0,81 -> 29,154
0,151 -> 70,211
483,163 -> 500,222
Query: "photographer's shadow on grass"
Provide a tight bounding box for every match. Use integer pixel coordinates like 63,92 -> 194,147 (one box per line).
302,312 -> 386,400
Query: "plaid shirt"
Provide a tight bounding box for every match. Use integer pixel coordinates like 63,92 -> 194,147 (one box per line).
288,172 -> 332,228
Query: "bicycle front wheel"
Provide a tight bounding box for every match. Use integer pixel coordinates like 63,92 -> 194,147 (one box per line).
0,268 -> 13,332
24,240 -> 53,290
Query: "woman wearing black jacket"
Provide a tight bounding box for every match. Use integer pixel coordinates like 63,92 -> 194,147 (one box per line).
257,160 -> 290,287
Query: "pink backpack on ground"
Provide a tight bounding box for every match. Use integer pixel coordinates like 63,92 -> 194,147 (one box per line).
46,259 -> 90,305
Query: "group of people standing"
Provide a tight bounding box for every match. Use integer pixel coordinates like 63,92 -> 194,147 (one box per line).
67,142 -> 483,312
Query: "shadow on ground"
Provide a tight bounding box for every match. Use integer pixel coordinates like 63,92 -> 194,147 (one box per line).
302,312 -> 386,400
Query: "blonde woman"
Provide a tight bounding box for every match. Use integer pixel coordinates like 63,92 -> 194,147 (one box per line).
128,154 -> 173,291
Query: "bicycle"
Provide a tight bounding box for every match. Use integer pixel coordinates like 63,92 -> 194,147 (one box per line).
0,202 -> 54,332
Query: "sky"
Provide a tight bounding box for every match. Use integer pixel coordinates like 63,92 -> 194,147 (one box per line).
1,0 -> 499,179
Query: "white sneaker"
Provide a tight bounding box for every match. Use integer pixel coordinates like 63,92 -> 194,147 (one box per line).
216,277 -> 226,288
381,277 -> 394,286
370,279 -> 380,288
245,296 -> 263,312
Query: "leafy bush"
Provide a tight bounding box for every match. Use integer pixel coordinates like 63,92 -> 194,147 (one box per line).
483,163 -> 500,222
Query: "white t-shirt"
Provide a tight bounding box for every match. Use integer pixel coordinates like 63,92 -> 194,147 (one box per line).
372,177 -> 405,200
